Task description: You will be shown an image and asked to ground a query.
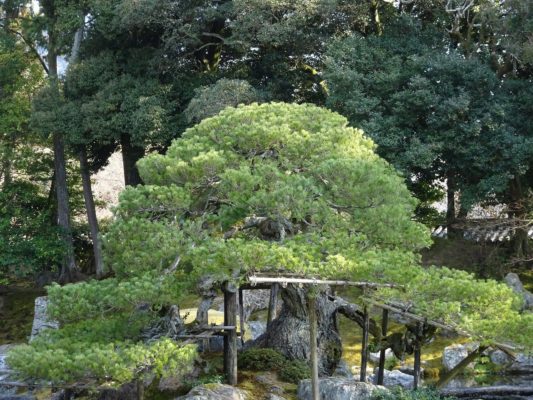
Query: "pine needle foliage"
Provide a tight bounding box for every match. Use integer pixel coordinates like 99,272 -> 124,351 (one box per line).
9,103 -> 531,385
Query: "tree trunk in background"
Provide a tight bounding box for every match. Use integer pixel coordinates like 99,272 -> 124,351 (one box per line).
79,147 -> 105,278
120,133 -> 144,186
446,172 -> 459,239
54,131 -> 80,283
70,17 -> 104,277
48,31 -> 80,283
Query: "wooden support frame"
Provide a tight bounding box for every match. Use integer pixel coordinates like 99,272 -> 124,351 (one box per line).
238,289 -> 245,346
308,294 -> 319,400
377,309 -> 389,385
223,282 -> 238,385
436,345 -> 488,388
413,322 -> 422,390
360,306 -> 370,382
248,275 -> 402,289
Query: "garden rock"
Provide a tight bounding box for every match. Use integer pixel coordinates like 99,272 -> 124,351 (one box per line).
176,384 -> 248,400
504,273 -> 533,310
442,343 -> 478,371
371,369 -> 414,389
267,395 -> 287,400
489,349 -> 512,366
369,348 -> 394,363
30,297 -> 58,341
297,378 -> 387,400
254,373 -> 285,395
247,321 -> 267,341
507,353 -> 533,374
397,366 -> 424,377
333,360 -> 353,378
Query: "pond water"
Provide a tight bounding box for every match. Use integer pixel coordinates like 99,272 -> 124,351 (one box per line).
0,287 -> 43,345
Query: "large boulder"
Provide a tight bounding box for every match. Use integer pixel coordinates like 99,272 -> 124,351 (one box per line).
442,343 -> 478,371
489,349 -> 512,366
30,297 -> 58,341
176,384 -> 248,400
370,369 -> 414,389
369,349 -> 394,364
247,321 -> 267,341
504,273 -> 533,310
507,353 -> 533,374
297,378 -> 387,400
332,361 -> 353,378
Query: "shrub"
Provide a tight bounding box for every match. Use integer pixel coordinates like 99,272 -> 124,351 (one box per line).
278,359 -> 311,384
238,348 -> 287,371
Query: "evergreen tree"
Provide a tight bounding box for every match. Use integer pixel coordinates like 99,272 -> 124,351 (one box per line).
9,103 -> 531,384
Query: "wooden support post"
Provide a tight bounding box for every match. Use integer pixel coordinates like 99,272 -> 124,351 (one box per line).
223,283 -> 238,385
238,288 -> 245,346
360,305 -> 369,382
413,322 -> 424,390
436,346 -> 487,389
413,339 -> 421,389
267,283 -> 279,329
377,309 -> 389,385
308,294 -> 319,400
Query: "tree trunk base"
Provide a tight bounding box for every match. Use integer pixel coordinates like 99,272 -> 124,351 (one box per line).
253,285 -> 342,375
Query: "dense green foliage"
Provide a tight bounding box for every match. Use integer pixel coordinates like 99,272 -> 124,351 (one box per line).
0,182 -> 63,277
10,103 -> 530,385
2,0 -> 532,391
278,359 -> 312,384
238,348 -> 287,371
238,348 -> 311,383
325,17 -> 533,217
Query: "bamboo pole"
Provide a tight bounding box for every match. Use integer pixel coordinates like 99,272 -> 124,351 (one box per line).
248,275 -> 402,288
360,306 -> 369,382
308,295 -> 319,400
223,283 -> 238,385
377,309 -> 389,385
413,323 -> 422,390
239,288 -> 245,346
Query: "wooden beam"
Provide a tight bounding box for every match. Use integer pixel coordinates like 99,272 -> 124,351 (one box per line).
223,284 -> 238,385
204,325 -> 236,330
308,294 -> 319,400
239,289 -> 245,346
267,283 -> 279,329
360,306 -> 369,382
248,275 -> 402,288
363,298 -> 516,353
413,323 -> 422,390
239,283 -> 273,290
377,309 -> 389,385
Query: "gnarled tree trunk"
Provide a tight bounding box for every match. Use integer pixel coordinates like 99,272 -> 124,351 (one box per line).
253,285 -> 343,375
